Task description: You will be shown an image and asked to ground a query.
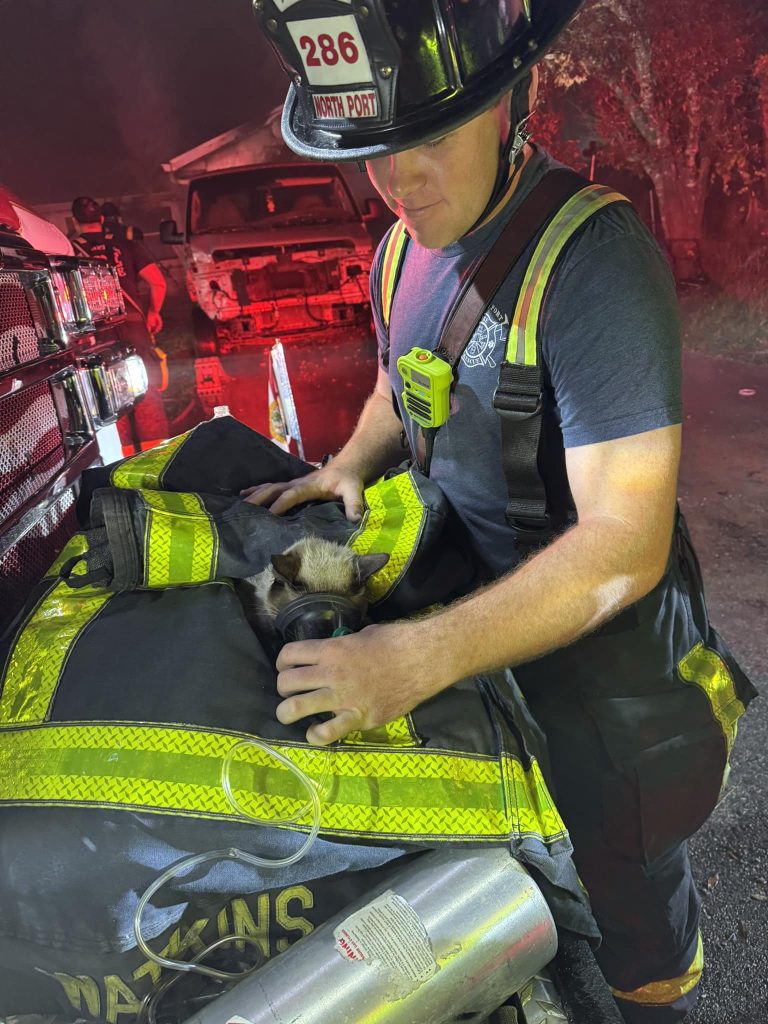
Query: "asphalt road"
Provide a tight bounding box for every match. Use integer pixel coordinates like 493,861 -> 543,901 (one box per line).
678,354 -> 768,1024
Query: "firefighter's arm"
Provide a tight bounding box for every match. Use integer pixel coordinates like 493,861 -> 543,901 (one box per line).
138,263 -> 166,334
242,367 -> 404,521
434,423 -> 681,669
275,423 -> 681,744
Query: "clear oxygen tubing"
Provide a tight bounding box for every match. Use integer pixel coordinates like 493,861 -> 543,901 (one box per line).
138,934 -> 267,1024
133,736 -> 331,986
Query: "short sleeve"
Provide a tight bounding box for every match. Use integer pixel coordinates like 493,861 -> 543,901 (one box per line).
541,208 -> 682,448
127,238 -> 155,276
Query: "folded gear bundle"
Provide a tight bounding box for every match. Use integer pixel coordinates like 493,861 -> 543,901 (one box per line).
0,418 -> 598,1020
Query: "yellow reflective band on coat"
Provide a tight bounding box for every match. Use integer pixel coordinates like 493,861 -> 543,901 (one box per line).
506,186 -> 628,366
380,220 -> 408,329
0,582 -> 113,724
141,490 -> 218,588
345,713 -> 420,747
0,722 -> 569,844
44,533 -> 89,579
678,642 -> 745,756
611,931 -> 704,1006
349,470 -> 427,603
111,431 -> 191,491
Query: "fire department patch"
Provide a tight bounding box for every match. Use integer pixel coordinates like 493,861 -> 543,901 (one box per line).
461,309 -> 508,369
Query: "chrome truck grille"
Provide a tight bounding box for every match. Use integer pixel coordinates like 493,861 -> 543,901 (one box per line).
0,485 -> 77,632
0,270 -> 48,372
0,380 -> 65,522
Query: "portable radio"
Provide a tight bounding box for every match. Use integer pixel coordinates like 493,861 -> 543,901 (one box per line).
396,347 -> 453,429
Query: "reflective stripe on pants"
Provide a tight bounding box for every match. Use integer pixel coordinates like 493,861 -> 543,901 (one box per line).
612,930 -> 703,1023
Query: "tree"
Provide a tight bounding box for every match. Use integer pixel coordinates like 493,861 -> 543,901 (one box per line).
531,68 -> 583,169
755,54 -> 768,209
550,0 -> 765,250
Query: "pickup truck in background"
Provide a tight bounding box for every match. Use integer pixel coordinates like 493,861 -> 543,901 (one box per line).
160,162 -> 380,356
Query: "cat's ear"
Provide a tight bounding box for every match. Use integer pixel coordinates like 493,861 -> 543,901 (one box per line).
271,551 -> 301,584
355,552 -> 390,586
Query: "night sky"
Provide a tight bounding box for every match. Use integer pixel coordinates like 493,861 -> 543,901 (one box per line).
0,0 -> 285,203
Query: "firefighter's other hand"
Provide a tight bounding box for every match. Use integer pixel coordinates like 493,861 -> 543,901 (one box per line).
146,310 -> 163,335
240,465 -> 365,521
275,623 -> 445,745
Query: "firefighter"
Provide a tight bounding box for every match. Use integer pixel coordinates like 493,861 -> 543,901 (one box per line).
71,195 -> 169,447
244,2 -> 756,1020
100,199 -> 145,241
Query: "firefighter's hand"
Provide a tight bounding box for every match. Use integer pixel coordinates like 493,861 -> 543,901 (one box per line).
240,464 -> 365,522
146,310 -> 163,335
275,623 -> 447,745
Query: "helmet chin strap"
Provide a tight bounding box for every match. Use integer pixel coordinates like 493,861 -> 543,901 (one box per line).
467,73 -> 533,234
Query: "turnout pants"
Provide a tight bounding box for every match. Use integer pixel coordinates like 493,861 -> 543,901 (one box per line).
516,513 -> 756,1022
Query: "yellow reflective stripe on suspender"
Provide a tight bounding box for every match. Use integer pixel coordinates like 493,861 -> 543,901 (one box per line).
381,220 -> 408,328
0,582 -> 113,724
111,431 -> 191,490
0,721 -> 568,844
349,469 -> 427,603
611,931 -> 704,1006
678,642 -> 746,756
507,185 -> 629,366
140,490 -> 218,588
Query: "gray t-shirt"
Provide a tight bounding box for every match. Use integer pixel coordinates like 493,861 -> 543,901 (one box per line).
371,148 -> 682,577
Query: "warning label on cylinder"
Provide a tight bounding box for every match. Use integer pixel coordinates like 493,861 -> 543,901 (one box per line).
333,889 -> 438,997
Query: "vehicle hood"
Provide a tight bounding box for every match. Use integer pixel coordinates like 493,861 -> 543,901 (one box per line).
188,220 -> 371,258
1,185 -> 74,255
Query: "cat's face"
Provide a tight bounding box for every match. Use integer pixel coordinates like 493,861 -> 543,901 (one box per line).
264,544 -> 389,618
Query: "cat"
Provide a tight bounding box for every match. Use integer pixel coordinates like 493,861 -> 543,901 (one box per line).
236,536 -> 389,646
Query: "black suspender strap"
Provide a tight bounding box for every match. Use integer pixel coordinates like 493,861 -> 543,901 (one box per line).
494,357 -> 553,543
435,170 -> 587,369
492,175 -> 631,546
418,169 -> 587,487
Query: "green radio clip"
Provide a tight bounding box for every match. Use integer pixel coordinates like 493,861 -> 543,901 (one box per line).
396,347 -> 453,429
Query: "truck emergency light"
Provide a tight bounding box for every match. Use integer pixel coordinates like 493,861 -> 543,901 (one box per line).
122,353 -> 149,399
77,263 -> 124,322
83,351 -> 148,425
105,354 -> 147,420
47,258 -> 125,340
47,268 -> 79,337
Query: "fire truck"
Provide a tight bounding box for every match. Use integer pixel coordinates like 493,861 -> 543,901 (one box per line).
0,187 -> 146,631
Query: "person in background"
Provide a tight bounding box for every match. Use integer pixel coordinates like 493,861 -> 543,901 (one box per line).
71,195 -> 169,447
100,200 -> 144,242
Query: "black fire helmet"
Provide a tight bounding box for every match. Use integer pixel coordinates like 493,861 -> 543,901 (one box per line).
253,0 -> 584,163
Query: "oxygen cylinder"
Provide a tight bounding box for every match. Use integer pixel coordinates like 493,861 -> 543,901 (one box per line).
184,847 -> 558,1024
